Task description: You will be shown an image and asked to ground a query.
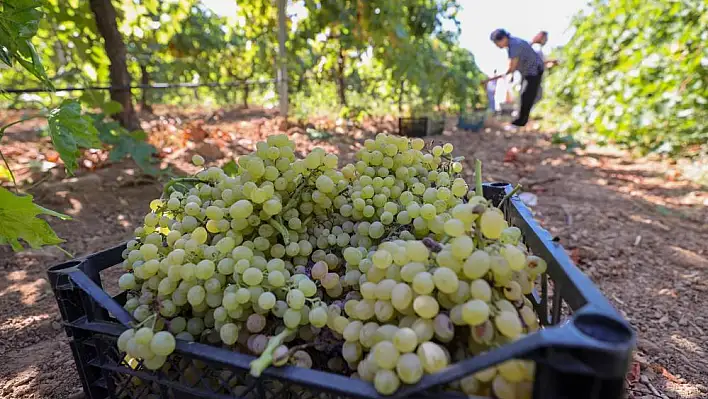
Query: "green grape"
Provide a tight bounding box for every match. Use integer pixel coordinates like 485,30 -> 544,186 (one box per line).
118,273 -> 137,290
243,268 -> 264,286
480,208 -> 507,239
491,255 -> 513,286
321,272 -> 340,289
374,279 -> 396,300
308,306 -> 328,328
372,341 -> 400,370
405,241 -> 429,262
187,286 -> 206,306
205,206 -> 224,220
412,272 -> 434,295
503,281 -> 523,301
229,200 -> 254,219
413,295 -> 439,319
390,283 -> 413,310
462,299 -> 490,325
315,175 -> 335,193
286,289 -> 306,310
268,270 -> 286,287
463,250 -> 491,280
432,267 -> 459,294
375,300 -> 395,322
526,255 -> 547,276
150,331 -> 176,356
117,329 -> 135,352
283,308 -> 301,328
400,262 -> 426,282
396,353 -> 423,384
192,227 -> 208,245
298,279 -> 317,297
374,369 -> 400,395
340,319 -> 362,342
343,247 -> 362,265
195,260 -> 215,280
168,317 -> 187,335
417,341 -> 448,373
498,359 -> 526,383
450,235 -> 474,259
470,279 -> 492,302
501,244 -> 526,271
420,204 -> 436,220
492,375 -> 517,399
134,327 -> 154,346
392,327 -> 418,353
220,323 -> 239,345
495,311 -> 523,338
258,292 -> 276,310
372,250 -> 392,269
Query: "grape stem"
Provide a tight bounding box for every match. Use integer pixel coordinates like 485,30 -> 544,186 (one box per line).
497,184 -> 523,208
249,328 -> 296,377
161,178 -> 208,198
474,159 -> 483,197
269,217 -> 290,245
133,313 -> 157,329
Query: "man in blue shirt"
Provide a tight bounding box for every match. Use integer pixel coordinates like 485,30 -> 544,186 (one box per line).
484,29 -> 544,127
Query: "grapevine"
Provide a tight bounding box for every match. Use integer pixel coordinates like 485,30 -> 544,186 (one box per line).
115,132 -> 547,397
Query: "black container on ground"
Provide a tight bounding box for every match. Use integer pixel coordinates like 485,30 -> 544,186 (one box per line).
457,113 -> 486,131
427,119 -> 445,136
49,183 -> 635,399
398,117 -> 428,137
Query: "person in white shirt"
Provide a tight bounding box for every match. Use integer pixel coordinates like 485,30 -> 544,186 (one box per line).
530,31 -> 559,105
486,70 -> 498,112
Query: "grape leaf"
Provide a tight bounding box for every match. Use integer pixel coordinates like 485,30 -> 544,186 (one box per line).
47,100 -> 101,175
0,0 -> 52,87
92,115 -> 159,175
0,187 -> 70,251
222,160 -> 239,177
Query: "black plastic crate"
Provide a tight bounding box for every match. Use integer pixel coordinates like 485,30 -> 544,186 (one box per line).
457,113 -> 486,132
398,117 -> 428,137
427,119 -> 445,136
48,183 -> 635,399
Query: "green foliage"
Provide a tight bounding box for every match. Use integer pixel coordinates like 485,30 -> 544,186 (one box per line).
0,186 -> 70,251
47,99 -> 102,175
543,0 -> 708,154
0,0 -> 51,87
92,115 -> 159,175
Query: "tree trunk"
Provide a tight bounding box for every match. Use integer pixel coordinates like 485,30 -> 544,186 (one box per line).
336,44 -> 347,106
89,0 -> 140,131
398,80 -> 405,114
243,83 -> 250,109
139,63 -> 152,113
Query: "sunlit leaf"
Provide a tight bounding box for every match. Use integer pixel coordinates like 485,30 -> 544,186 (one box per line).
0,186 -> 70,251
47,100 -> 101,175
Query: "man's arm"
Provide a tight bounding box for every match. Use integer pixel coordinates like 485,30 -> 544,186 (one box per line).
483,58 -> 518,84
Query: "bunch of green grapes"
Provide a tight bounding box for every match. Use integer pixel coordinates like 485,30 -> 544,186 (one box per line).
114,133 -> 547,398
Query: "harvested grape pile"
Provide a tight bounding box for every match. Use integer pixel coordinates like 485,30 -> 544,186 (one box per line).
115,133 -> 545,397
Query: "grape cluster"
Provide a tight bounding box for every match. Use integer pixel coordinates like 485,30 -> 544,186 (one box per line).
116,133 -> 547,398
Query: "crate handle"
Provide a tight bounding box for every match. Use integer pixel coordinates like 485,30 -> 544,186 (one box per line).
68,268 -> 135,327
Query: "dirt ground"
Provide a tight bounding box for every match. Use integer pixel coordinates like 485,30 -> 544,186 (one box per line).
0,108 -> 706,399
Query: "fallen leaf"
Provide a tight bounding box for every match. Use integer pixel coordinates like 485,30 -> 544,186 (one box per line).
503,147 -> 518,163
626,361 -> 641,385
649,364 -> 681,383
